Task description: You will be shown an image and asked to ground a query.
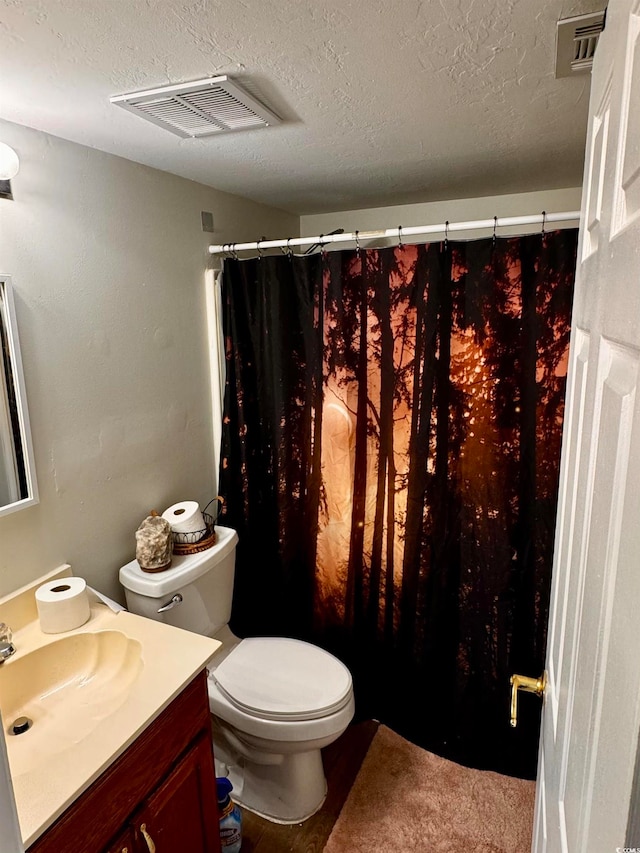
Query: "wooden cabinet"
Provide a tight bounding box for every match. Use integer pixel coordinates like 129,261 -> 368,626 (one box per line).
131,735 -> 219,853
28,671 -> 221,853
104,828 -> 136,853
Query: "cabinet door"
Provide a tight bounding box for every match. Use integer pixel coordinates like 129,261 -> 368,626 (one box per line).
133,734 -> 220,853
104,828 -> 137,853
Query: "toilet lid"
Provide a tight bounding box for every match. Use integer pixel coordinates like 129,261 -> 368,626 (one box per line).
212,637 -> 352,721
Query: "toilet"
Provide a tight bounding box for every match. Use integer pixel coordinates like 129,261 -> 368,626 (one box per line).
119,525 -> 355,824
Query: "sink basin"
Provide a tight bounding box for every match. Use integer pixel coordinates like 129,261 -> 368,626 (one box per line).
0,630 -> 143,777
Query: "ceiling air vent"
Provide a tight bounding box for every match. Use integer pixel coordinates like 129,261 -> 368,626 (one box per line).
556,11 -> 606,78
110,76 -> 280,138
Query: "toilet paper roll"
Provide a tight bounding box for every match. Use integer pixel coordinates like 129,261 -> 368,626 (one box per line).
35,577 -> 91,634
162,501 -> 206,535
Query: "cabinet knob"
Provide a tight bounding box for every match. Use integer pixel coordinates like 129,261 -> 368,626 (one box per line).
140,824 -> 157,853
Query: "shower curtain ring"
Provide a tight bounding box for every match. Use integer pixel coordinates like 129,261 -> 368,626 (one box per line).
319,234 -> 328,259
493,216 -> 498,248
444,220 -> 449,251
280,239 -> 290,257
355,230 -> 361,256
232,243 -> 239,260
287,237 -> 293,259
398,225 -> 404,249
257,238 -> 263,260
541,210 -> 546,239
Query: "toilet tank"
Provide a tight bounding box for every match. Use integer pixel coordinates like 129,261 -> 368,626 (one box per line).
119,525 -> 239,637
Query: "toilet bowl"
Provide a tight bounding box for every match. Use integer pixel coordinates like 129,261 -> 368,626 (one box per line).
207,632 -> 355,821
119,526 -> 355,823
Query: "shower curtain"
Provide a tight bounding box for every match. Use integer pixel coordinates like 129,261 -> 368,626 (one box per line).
219,231 -> 577,778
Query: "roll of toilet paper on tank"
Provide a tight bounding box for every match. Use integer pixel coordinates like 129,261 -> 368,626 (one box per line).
162,500 -> 206,534
35,577 -> 91,634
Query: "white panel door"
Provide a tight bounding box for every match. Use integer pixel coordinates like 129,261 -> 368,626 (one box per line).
534,1 -> 640,850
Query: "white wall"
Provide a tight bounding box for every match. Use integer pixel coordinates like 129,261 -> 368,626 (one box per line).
301,187 -> 582,244
0,119 -> 298,602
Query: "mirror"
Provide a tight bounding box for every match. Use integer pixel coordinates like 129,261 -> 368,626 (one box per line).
0,276 -> 38,517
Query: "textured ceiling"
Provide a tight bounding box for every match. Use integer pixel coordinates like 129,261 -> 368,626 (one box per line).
0,0 -> 604,214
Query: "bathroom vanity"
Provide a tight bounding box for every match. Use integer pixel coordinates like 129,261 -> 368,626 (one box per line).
28,671 -> 220,853
0,567 -> 222,852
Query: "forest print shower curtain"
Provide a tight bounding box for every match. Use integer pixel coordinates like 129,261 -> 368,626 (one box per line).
219,231 -> 577,778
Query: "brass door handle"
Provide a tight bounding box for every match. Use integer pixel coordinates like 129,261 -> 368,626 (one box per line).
140,824 -> 156,853
510,672 -> 545,727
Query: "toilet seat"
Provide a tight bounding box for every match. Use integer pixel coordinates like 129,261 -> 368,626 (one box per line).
212,637 -> 352,722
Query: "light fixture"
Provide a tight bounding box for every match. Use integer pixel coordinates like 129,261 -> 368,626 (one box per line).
0,144 -> 19,181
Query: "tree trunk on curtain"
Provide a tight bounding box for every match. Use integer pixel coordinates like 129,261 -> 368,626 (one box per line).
305,253 -> 325,604
345,253 -> 368,637
219,230 -> 578,778
424,244 -> 459,747
398,244 -> 439,661
367,249 -> 396,640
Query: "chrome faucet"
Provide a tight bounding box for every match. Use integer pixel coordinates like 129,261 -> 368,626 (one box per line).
0,623 -> 15,663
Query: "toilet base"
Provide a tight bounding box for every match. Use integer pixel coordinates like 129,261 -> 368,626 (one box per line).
212,718 -> 329,824
231,770 -> 327,825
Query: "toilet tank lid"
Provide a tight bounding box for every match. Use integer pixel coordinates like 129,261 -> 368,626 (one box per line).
119,525 -> 238,598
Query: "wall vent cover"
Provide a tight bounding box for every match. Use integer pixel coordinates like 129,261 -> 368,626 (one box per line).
556,11 -> 606,78
110,76 -> 281,138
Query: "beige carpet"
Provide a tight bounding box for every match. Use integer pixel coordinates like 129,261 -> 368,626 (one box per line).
324,725 -> 535,853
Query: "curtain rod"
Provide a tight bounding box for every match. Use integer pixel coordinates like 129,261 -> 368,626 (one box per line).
208,210 -> 581,255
